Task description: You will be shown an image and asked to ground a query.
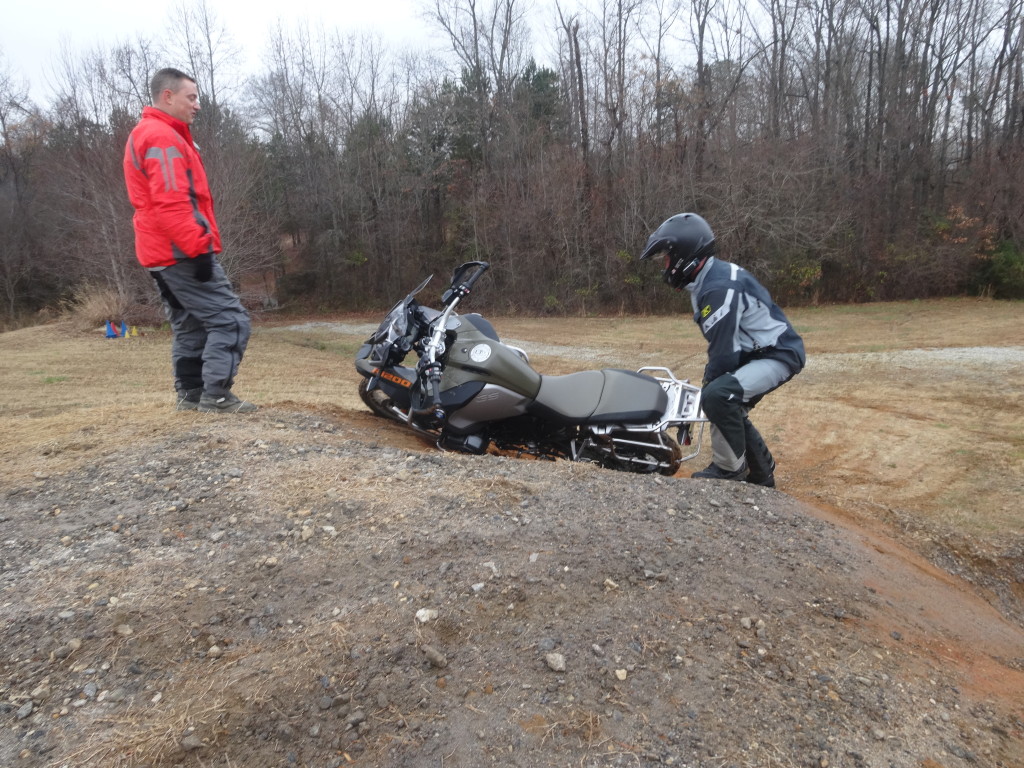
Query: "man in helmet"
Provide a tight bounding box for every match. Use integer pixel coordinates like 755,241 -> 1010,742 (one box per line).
640,213 -> 805,486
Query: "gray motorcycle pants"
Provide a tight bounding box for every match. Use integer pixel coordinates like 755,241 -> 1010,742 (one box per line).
701,358 -> 793,472
151,258 -> 251,397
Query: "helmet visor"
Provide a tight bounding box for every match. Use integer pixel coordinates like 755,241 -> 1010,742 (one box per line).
639,235 -> 671,261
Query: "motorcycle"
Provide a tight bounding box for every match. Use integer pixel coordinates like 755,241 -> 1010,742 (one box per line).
354,261 -> 707,475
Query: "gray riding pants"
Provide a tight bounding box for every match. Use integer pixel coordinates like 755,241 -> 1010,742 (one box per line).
702,358 -> 793,472
151,258 -> 251,397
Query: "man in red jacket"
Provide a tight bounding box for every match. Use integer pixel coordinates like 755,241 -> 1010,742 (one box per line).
124,67 -> 256,413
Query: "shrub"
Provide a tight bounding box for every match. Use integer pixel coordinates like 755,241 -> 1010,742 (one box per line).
59,284 -> 130,332
974,240 -> 1024,299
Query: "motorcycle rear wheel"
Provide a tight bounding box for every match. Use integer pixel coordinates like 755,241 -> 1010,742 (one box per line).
579,432 -> 684,476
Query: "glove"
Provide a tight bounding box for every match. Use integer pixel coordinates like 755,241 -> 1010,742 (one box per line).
192,252 -> 214,282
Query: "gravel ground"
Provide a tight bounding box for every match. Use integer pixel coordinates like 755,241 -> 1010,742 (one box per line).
2,407 -> 1022,768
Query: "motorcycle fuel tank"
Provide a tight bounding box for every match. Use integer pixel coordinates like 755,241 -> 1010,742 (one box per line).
442,316 -> 542,398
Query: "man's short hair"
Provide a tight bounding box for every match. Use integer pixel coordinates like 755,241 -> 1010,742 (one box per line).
150,68 -> 197,104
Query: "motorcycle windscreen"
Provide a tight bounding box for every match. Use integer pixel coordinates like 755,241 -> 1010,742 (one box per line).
363,275 -> 433,365
364,300 -> 410,365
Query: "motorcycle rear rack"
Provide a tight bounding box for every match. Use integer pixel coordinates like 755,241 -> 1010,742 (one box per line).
581,366 -> 708,462
639,366 -> 707,462
611,366 -> 708,462
636,366 -> 705,420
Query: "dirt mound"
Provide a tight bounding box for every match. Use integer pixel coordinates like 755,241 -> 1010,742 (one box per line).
3,407 -> 1022,768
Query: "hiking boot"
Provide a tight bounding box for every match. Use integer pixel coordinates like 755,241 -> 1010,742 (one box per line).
691,462 -> 747,481
175,388 -> 203,411
198,392 -> 258,414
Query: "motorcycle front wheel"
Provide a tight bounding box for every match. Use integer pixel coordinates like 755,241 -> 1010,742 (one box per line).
358,379 -> 408,424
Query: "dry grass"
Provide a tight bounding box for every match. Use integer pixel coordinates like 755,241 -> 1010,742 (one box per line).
2,298 -> 1022,768
2,297 -> 1022,545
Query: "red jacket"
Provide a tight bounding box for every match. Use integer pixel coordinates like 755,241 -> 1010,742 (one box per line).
123,107 -> 221,268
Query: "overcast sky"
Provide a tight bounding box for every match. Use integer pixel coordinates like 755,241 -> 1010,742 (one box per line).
1,0 -> 455,103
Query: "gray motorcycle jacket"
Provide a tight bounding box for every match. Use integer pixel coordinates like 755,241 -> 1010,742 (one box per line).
686,257 -> 806,383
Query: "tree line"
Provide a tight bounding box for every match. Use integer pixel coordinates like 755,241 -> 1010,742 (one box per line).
1,0 -> 1022,326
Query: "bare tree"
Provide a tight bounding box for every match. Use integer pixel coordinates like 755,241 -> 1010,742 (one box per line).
0,63 -> 43,320
555,4 -> 591,169
43,45 -> 142,303
635,0 -> 683,147
169,0 -> 245,117
3,0 -> 1024,315
427,0 -> 531,167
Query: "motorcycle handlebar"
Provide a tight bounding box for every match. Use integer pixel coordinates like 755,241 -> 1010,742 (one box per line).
442,261 -> 489,306
460,261 -> 489,292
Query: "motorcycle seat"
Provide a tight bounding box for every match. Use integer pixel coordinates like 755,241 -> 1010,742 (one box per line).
531,369 -> 668,425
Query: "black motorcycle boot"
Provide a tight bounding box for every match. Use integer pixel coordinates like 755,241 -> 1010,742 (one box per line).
743,419 -> 776,488
692,461 -> 748,481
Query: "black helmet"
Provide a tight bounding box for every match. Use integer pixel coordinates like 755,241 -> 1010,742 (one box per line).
640,213 -> 716,289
